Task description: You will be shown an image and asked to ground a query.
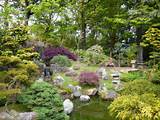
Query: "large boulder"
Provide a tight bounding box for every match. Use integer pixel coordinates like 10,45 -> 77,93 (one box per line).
99,90 -> 118,100
0,110 -> 36,120
18,112 -> 36,120
0,112 -> 14,120
84,88 -> 97,96
80,95 -> 90,102
63,99 -> 74,114
96,67 -> 108,80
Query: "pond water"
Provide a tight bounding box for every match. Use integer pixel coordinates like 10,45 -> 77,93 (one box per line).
70,97 -> 115,120
0,98 -> 115,120
0,104 -> 29,112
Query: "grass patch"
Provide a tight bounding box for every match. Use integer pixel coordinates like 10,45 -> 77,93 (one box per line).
72,62 -> 98,73
102,80 -> 114,90
61,74 -> 79,87
121,71 -> 146,82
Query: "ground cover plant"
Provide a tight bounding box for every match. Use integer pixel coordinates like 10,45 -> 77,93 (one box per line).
18,81 -> 69,120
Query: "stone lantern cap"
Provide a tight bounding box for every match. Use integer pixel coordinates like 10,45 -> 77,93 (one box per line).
131,60 -> 136,64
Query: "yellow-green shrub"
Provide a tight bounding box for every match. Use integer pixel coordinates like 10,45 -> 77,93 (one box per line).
109,94 -> 160,120
0,56 -> 21,67
16,48 -> 39,60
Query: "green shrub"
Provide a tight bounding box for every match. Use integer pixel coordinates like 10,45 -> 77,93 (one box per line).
120,80 -> 160,97
114,43 -> 137,66
0,83 -> 21,106
6,69 -> 29,85
1,50 -> 13,56
85,51 -> 107,65
0,25 -> 28,52
147,70 -> 160,84
109,94 -> 160,120
121,71 -> 146,82
0,71 -> 8,83
87,45 -> 104,54
1,61 -> 39,87
50,55 -> 72,67
151,71 -> 160,84
18,81 -> 68,120
75,48 -> 108,65
18,61 -> 39,77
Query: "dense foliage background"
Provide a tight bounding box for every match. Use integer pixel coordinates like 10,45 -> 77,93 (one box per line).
0,0 -> 159,120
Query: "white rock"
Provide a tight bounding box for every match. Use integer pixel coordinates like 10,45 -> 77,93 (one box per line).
68,85 -> 82,97
63,99 -> 74,114
18,112 -> 36,120
54,75 -> 64,85
80,95 -> 90,102
68,84 -> 74,90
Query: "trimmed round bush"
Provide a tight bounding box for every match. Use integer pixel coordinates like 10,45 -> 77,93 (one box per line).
18,81 -> 68,120
50,55 -> 72,67
79,72 -> 99,86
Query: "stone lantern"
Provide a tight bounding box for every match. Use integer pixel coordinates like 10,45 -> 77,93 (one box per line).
131,60 -> 136,68
111,72 -> 120,85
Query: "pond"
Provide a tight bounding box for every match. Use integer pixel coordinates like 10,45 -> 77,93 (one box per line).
70,96 -> 115,120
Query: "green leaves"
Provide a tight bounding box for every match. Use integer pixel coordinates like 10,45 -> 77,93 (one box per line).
142,27 -> 160,50
120,80 -> 160,96
142,27 -> 160,64
0,25 -> 29,53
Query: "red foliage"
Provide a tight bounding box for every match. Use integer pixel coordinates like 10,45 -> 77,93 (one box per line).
42,47 -> 77,61
79,72 -> 99,86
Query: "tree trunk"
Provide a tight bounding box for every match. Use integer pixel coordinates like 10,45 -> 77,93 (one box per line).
4,0 -> 9,28
80,0 -> 86,49
24,0 -> 30,26
137,45 -> 143,64
109,31 -> 117,57
136,26 -> 144,67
